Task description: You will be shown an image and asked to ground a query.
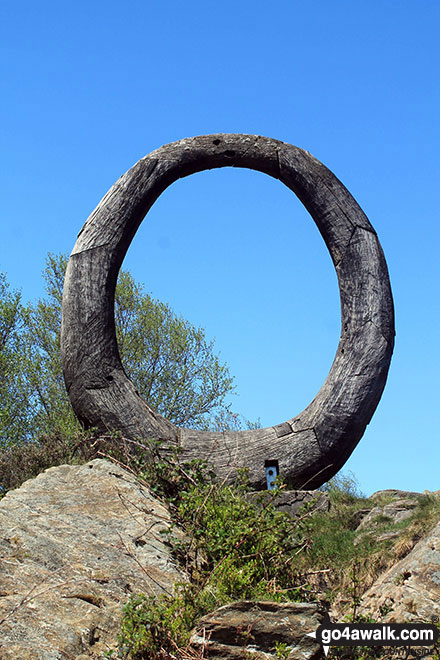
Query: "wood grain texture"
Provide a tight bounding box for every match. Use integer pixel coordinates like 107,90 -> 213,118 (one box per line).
61,134 -> 395,489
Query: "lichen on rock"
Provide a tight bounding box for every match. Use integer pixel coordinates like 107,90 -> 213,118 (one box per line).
0,459 -> 183,659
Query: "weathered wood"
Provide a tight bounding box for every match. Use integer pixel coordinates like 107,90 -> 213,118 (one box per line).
61,134 -> 395,489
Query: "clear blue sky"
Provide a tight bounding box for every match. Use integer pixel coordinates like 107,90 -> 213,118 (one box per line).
1,1 -> 439,496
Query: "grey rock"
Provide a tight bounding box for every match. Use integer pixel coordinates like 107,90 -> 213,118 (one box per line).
247,490 -> 330,519
369,489 -> 422,502
353,529 -> 400,545
350,508 -> 372,529
353,529 -> 401,547
376,531 -> 401,543
358,519 -> 440,622
0,459 -> 183,659
356,499 -> 418,531
190,600 -> 325,659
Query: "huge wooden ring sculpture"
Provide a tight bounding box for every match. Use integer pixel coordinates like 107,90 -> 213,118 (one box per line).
61,134 -> 394,489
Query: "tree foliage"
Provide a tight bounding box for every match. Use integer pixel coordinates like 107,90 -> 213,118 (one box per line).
114,269 -> 234,428
0,254 -> 239,447
0,274 -> 32,446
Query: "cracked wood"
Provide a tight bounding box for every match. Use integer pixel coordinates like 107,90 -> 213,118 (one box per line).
61,134 -> 395,489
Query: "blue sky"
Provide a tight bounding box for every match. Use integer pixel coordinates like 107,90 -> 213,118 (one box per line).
1,1 -> 439,496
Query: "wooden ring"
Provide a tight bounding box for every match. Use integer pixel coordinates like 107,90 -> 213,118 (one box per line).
61,134 -> 394,488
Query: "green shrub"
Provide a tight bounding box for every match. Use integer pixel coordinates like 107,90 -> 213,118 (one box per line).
172,477 -> 306,602
118,457 -> 313,658
119,584 -> 216,659
0,429 -> 95,494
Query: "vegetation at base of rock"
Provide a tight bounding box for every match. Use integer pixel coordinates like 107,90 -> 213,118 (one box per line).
115,452 -> 305,658
118,586 -> 216,659
0,430 -> 79,493
169,470 -> 307,602
0,427 -> 111,493
107,448 -> 440,659
274,642 -> 293,659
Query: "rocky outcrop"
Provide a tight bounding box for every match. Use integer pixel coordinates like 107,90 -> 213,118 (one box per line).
356,490 -> 421,531
356,499 -> 418,529
2,461 -> 440,658
358,519 -> 440,622
190,601 -> 324,659
351,489 -> 424,547
247,490 -> 330,519
0,459 -> 183,659
368,489 -> 424,502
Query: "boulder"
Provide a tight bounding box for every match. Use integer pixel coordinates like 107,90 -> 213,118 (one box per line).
356,498 -> 419,531
0,459 -> 183,659
358,519 -> 440,622
190,600 -> 325,659
247,490 -> 330,519
352,490 -> 423,533
368,489 -> 422,502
